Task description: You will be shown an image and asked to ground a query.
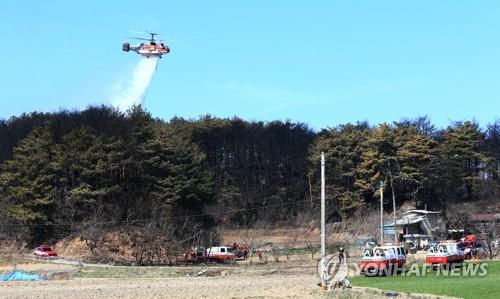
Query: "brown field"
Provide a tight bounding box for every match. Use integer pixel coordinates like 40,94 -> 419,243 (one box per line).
0,256 -> 325,299
0,263 -> 456,299
1,274 -> 319,299
0,252 -> 461,299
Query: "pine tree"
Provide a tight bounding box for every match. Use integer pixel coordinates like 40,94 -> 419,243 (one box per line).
355,123 -> 397,202
438,121 -> 487,202
51,126 -> 124,224
486,120 -> 500,181
150,124 -> 214,218
309,122 -> 370,218
394,125 -> 438,208
0,128 -> 57,242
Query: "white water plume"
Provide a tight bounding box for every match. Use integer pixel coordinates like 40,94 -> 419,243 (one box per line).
112,58 -> 159,111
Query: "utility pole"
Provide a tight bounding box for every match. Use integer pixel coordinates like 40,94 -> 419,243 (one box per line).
380,180 -> 384,245
392,183 -> 397,245
320,152 -> 326,287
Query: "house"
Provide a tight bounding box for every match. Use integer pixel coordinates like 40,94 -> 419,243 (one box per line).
384,210 -> 443,250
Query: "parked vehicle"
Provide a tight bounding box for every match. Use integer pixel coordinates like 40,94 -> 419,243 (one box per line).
205,246 -> 235,262
34,245 -> 57,257
425,241 -> 464,267
461,235 -> 484,260
360,245 -> 405,275
380,245 -> 407,270
360,247 -> 388,275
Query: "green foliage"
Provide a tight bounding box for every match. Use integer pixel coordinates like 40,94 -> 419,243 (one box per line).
192,115 -> 314,224
355,123 -> 397,195
310,122 -> 370,217
438,121 -> 488,202
0,106 -> 216,243
393,124 -> 438,207
0,128 -> 56,223
1,106 -> 499,243
308,118 -> 496,220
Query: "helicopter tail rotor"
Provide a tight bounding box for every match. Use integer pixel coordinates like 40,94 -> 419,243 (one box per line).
122,43 -> 130,52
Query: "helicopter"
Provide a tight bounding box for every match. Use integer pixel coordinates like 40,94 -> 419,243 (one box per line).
122,31 -> 170,58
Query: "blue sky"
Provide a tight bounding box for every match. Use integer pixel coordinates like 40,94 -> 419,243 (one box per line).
1,0 -> 499,129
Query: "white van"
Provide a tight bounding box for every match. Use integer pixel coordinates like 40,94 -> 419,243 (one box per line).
205,246 -> 235,262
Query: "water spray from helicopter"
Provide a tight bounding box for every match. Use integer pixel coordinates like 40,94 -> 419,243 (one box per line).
111,57 -> 159,111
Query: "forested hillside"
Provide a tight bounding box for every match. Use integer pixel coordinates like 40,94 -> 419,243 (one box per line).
1,106 -> 499,245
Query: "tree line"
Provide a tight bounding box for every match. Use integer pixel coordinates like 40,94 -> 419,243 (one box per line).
1,106 -> 499,245
310,117 -> 500,222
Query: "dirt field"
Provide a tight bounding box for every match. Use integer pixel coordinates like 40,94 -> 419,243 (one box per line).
0,257 -> 463,299
1,274 -> 321,299
0,274 -> 456,299
0,256 -> 326,299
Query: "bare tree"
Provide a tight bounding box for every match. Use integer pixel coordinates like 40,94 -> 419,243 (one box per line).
80,216 -> 104,255
283,229 -> 301,261
483,234 -> 500,260
241,228 -> 259,264
476,218 -> 500,260
304,240 -> 318,260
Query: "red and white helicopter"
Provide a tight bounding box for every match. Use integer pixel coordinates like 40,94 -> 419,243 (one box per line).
122,31 -> 170,58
